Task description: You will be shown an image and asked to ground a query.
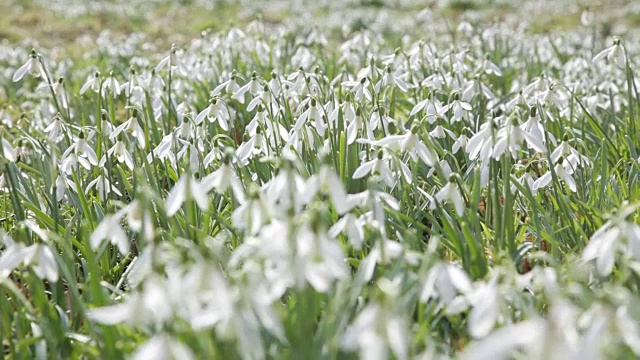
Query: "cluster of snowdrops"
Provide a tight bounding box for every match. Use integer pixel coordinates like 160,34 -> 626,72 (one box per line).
2,16 -> 640,360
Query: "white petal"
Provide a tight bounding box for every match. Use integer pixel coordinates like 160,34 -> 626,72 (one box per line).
166,176 -> 187,216
12,61 -> 30,82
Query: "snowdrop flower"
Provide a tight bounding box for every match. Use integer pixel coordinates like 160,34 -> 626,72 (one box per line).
460,319 -> 545,360
342,77 -> 372,103
345,106 -> 372,145
247,84 -> 277,112
304,163 -> 352,214
1,138 -> 16,162
156,44 -> 188,76
329,213 -> 366,249
44,114 -> 67,142
88,276 -> 174,327
110,111 -> 146,149
0,228 -> 58,283
512,171 -> 537,195
17,243 -> 59,283
352,150 -> 396,187
54,174 -> 76,201
90,213 -> 130,254
195,98 -> 230,130
461,77 -> 496,102
452,132 -> 469,154
212,72 -> 240,96
232,73 -> 262,104
466,119 -> 498,162
294,98 -> 327,136
79,71 -> 102,95
520,105 -> 547,146
102,71 -> 121,98
341,302 -> 408,360
231,186 -> 270,235
582,204 -> 640,277
85,170 -> 123,201
359,125 -> 438,167
429,125 -> 455,140
100,137 -> 135,170
62,132 -> 98,169
477,55 -> 502,76
120,68 -> 147,97
435,175 -> 465,216
492,116 -> 546,159
165,173 -> 210,216
550,137 -> 590,170
235,128 -> 267,165
442,94 -> 472,122
466,276 -> 500,338
132,334 -> 194,360
12,49 -> 46,82
375,66 -> 411,92
410,98 -> 444,123
533,160 -> 577,193
294,221 -> 349,293
201,155 -> 244,198
147,133 -> 180,167
176,141 -> 200,172
592,38 -> 626,68
420,262 -> 473,305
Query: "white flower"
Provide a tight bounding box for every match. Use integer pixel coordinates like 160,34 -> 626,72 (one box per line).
420,262 -> 473,304
12,50 -> 45,82
492,117 -> 546,159
156,45 -> 188,76
359,127 -> 437,167
582,205 -> 640,277
466,120 -> 497,162
231,189 -> 270,235
550,139 -> 590,170
79,71 -> 102,95
329,213 -> 366,249
460,319 -> 544,360
592,38 -> 626,68
410,98 -> 444,123
165,174 -> 210,216
212,73 -> 240,96
533,162 -> 577,193
442,97 -> 472,122
62,133 -> 98,168
352,151 -> 396,187
304,164 -> 352,214
85,171 -> 123,202
294,224 -> 349,293
90,213 -> 130,255
2,138 -> 16,162
342,77 -> 372,103
435,176 -> 465,216
195,98 -> 230,130
341,303 -> 408,360
132,334 -> 194,360
294,98 -> 327,136
0,229 -> 58,283
235,131 -> 267,165
44,115 -> 67,142
102,72 -> 121,98
467,276 -> 499,338
232,73 -> 261,104
375,66 -> 412,92
100,140 -> 135,170
110,112 -> 146,149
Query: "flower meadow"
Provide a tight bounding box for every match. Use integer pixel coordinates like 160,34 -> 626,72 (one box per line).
2,0 -> 640,358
